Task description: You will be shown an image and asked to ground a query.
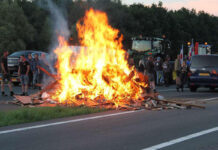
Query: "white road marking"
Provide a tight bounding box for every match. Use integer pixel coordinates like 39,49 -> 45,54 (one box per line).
186,97 -> 218,103
0,111 -> 138,135
200,97 -> 218,102
158,89 -> 175,92
142,126 -> 218,150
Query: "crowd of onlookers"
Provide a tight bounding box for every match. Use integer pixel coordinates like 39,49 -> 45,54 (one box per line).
130,54 -> 191,92
1,51 -> 49,96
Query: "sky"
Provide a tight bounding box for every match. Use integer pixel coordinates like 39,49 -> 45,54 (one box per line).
122,0 -> 218,16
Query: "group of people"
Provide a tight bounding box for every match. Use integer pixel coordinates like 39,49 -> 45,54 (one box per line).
1,51 -> 48,96
137,54 -> 190,92
137,55 -> 172,92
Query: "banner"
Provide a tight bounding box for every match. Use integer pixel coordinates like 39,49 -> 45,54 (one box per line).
195,42 -> 199,55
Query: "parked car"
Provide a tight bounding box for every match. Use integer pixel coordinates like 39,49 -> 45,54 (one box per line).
188,55 -> 218,92
1,50 -> 48,86
8,50 -> 48,74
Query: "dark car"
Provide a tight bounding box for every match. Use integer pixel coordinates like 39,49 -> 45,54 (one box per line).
3,50 -> 48,85
8,50 -> 48,74
188,55 -> 218,92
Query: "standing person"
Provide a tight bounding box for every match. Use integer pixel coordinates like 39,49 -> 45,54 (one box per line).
180,61 -> 188,92
174,55 -> 181,92
1,51 -> 14,96
138,59 -> 145,74
18,55 -> 30,96
162,56 -> 171,87
145,56 -> 156,92
27,54 -> 33,88
154,57 -> 163,85
32,53 -> 40,89
38,53 -> 50,88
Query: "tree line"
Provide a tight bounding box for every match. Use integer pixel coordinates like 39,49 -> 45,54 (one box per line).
0,0 -> 218,58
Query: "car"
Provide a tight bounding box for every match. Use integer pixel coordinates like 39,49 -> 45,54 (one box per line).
1,50 -> 48,86
188,55 -> 218,92
7,50 -> 48,74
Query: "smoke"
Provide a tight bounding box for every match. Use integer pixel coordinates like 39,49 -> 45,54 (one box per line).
37,0 -> 70,80
38,0 -> 70,49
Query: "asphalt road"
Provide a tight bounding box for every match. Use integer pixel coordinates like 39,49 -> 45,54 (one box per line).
0,85 -> 218,150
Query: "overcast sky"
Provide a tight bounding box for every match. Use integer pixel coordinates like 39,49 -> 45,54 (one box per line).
122,0 -> 218,16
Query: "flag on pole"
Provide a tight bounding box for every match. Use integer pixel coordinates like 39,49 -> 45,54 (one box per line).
180,44 -> 183,65
189,39 -> 194,59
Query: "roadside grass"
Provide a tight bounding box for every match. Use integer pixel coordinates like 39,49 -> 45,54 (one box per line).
0,106 -> 105,127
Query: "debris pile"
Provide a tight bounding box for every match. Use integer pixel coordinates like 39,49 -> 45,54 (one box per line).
11,77 -> 205,110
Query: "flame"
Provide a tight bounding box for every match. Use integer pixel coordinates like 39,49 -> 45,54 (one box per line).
53,9 -> 147,107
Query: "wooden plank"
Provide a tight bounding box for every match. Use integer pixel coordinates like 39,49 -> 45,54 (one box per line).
37,65 -> 57,79
14,95 -> 32,105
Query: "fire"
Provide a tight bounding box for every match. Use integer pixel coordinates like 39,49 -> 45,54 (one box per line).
53,9 -> 147,107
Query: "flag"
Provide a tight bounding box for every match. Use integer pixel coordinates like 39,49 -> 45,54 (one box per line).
195,42 -> 199,55
188,39 -> 194,59
180,44 -> 183,65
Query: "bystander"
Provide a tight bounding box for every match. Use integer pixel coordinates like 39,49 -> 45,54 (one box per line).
0,51 -> 14,96
18,55 -> 30,96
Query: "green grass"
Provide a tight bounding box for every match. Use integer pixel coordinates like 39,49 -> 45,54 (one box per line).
0,106 -> 105,127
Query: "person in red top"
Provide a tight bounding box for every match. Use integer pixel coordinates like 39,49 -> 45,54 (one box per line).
1,51 -> 14,96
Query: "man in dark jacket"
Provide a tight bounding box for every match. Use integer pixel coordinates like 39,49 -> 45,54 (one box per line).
145,56 -> 156,92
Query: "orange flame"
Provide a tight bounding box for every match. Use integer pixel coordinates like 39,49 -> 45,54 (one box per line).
53,9 -> 147,107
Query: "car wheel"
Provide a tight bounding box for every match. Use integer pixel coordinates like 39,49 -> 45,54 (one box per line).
13,82 -> 20,86
190,86 -> 197,92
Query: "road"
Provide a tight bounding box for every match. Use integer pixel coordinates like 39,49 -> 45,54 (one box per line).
0,85 -> 218,150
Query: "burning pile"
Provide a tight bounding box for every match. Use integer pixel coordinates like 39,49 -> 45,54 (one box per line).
47,9 -> 149,109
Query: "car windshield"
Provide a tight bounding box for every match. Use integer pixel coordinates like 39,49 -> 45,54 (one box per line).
10,51 -> 26,57
191,55 -> 218,68
10,51 -> 34,57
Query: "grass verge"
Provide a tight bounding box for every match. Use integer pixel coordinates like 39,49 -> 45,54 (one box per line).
0,106 -> 105,127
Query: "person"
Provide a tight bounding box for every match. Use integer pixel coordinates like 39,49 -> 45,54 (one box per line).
1,51 -> 14,96
138,59 -> 145,74
27,54 -> 33,88
180,61 -> 188,92
145,56 -> 156,92
162,56 -> 171,87
154,57 -> 163,85
174,55 -> 181,92
32,53 -> 40,89
18,55 -> 30,96
38,53 -> 50,88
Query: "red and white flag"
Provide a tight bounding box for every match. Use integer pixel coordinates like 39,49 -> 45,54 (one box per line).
189,40 -> 194,59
